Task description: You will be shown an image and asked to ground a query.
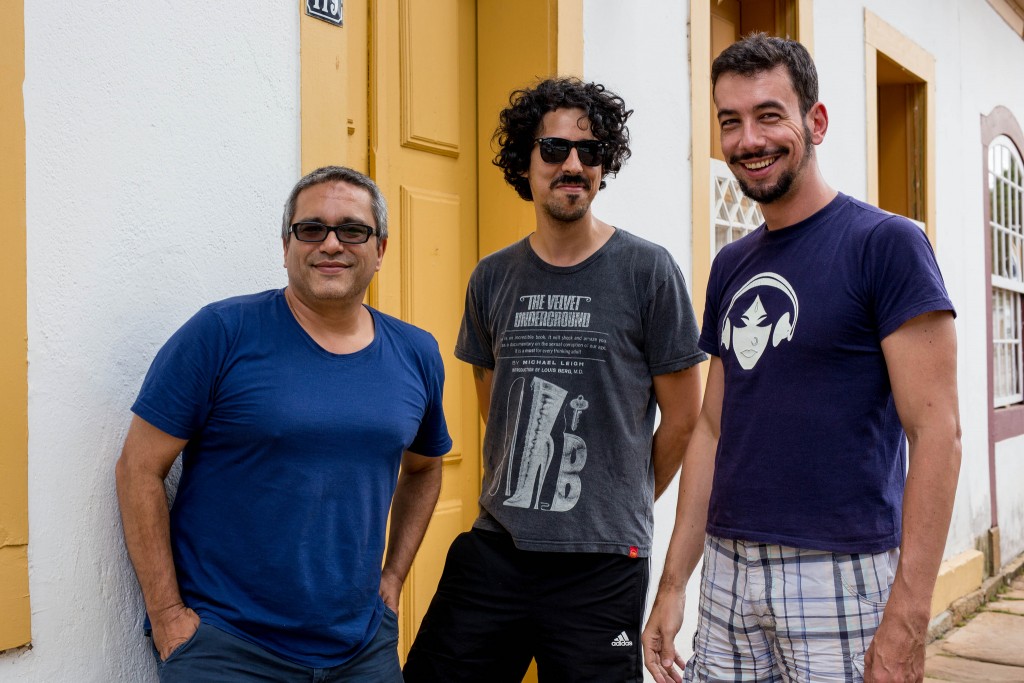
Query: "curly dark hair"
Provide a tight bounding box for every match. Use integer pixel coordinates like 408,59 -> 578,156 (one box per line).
493,77 -> 632,201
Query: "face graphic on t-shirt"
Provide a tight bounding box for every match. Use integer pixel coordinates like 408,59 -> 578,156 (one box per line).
731,296 -> 773,369
722,273 -> 799,370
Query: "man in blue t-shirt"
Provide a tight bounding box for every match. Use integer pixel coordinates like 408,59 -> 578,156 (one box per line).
642,35 -> 961,683
115,166 -> 451,682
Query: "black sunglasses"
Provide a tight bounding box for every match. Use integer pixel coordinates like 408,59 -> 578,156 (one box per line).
534,137 -> 607,167
290,221 -> 377,244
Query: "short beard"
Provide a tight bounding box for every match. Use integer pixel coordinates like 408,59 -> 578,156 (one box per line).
544,174 -> 592,222
544,197 -> 589,223
737,168 -> 796,204
734,125 -> 814,205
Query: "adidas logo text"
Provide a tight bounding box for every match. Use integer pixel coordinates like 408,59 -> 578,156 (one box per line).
611,631 -> 633,647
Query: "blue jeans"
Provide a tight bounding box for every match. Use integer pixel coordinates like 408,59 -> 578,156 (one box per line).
151,607 -> 402,682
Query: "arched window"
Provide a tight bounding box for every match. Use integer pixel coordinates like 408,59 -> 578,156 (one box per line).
990,135 -> 1024,407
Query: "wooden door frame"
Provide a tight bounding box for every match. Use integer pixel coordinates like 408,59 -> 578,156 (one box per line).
0,0 -> 30,653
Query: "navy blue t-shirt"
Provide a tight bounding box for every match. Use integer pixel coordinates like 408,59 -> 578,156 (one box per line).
132,289 -> 451,667
699,194 -> 954,553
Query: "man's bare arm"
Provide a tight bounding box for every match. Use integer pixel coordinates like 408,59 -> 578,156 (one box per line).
472,365 -> 494,423
379,451 -> 444,612
114,414 -> 199,660
865,310 -> 961,682
651,364 -> 704,499
642,357 -> 724,683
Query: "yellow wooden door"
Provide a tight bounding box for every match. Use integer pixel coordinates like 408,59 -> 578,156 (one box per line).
301,2 -> 573,679
369,0 -> 481,661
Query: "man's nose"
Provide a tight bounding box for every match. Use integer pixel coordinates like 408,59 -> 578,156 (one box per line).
319,230 -> 348,252
738,121 -> 766,151
561,147 -> 585,173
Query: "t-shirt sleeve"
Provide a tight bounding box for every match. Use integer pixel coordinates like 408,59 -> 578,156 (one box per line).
645,253 -> 708,374
865,217 -> 955,339
454,266 -> 495,369
131,307 -> 229,440
698,256 -> 724,357
408,336 -> 454,457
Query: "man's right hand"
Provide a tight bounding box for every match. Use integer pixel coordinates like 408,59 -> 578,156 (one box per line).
642,589 -> 687,683
151,603 -> 201,661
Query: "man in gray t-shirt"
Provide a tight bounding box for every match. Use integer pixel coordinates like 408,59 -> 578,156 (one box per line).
405,77 -> 706,683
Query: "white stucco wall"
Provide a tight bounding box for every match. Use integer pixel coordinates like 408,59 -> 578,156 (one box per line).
0,4 -> 299,681
583,1 -> 704,669
996,435 -> 1024,562
854,0 -> 1024,565
953,0 -> 1024,566
817,0 -> 1024,561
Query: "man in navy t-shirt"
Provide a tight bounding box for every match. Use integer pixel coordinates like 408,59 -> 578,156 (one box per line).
115,166 -> 451,682
642,35 -> 961,683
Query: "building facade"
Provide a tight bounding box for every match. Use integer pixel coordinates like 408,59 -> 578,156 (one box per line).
2,1 -> 1023,680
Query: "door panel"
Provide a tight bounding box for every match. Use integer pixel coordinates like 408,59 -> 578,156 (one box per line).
370,0 -> 480,660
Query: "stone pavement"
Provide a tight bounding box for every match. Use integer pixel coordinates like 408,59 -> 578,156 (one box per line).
925,575 -> 1024,682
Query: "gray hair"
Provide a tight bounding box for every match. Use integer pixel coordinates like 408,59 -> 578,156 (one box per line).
281,166 -> 389,240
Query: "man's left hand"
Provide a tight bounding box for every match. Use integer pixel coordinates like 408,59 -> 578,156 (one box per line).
862,604 -> 927,682
379,571 -> 402,613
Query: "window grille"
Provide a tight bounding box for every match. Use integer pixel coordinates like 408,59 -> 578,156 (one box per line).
710,159 -> 764,256
990,135 -> 1024,407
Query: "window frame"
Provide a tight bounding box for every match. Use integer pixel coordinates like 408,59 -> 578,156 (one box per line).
984,108 -> 1024,441
983,106 -> 1024,531
990,135 -> 1024,408
864,9 -> 936,245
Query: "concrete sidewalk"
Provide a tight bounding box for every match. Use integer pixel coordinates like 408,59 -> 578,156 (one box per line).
925,574 -> 1024,682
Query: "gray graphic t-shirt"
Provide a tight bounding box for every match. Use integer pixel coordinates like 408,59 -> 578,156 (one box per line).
456,229 -> 706,556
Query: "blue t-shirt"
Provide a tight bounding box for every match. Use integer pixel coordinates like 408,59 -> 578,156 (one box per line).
132,289 -> 451,667
699,194 -> 954,553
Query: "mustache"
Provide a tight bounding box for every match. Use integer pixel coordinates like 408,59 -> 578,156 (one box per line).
729,147 -> 788,165
550,174 -> 592,190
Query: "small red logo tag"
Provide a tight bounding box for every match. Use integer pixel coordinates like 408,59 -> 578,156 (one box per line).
629,546 -> 639,558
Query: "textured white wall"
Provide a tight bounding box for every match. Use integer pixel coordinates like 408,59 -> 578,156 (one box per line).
582,0 -> 702,670
956,1 -> 1024,563
851,0 -> 1024,563
582,1 -> 696,280
845,0 -> 1024,561
997,436 -> 1024,562
0,4 -> 299,681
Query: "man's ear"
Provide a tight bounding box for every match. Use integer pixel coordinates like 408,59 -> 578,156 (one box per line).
282,237 -> 289,268
808,101 -> 828,145
375,238 -> 387,271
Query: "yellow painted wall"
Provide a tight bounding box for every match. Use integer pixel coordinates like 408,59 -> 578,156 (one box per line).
931,549 -> 985,618
476,0 -> 582,259
0,0 -> 30,652
299,0 -> 368,175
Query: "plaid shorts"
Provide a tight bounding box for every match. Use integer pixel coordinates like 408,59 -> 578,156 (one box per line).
684,536 -> 898,683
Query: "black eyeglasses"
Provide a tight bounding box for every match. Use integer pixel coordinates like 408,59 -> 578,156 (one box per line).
534,137 -> 607,166
290,222 -> 377,244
